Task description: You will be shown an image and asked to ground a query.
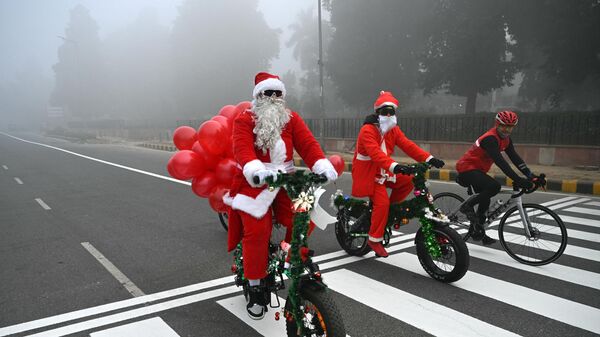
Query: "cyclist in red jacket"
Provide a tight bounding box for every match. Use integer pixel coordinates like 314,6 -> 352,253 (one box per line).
456,110 -> 537,245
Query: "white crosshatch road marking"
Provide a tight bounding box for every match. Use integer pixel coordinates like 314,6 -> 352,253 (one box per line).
35,198 -> 51,210
89,317 -> 180,337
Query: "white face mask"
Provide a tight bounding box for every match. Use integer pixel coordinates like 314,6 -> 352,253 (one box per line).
378,115 -> 397,134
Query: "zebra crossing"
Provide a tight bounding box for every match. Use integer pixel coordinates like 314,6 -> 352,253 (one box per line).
1,195 -> 598,337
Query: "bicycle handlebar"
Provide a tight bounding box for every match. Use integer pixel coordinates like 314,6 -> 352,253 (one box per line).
253,170 -> 328,188
512,173 -> 546,197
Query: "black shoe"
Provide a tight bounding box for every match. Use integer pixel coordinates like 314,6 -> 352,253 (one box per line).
470,225 -> 484,241
481,234 -> 496,246
246,285 -> 268,320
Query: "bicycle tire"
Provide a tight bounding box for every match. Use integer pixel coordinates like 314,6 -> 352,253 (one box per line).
218,212 -> 228,231
334,209 -> 371,256
415,225 -> 470,283
285,287 -> 346,337
432,192 -> 471,240
498,203 -> 568,266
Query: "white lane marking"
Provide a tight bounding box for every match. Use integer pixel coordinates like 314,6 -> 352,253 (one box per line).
0,275 -> 233,336
25,285 -> 239,337
490,198 -> 591,226
584,201 -> 600,207
217,295 -> 286,337
0,132 -> 190,186
326,269 -> 521,337
381,253 -> 600,335
35,198 -> 51,210
14,177 -> 23,184
2,165 -> 8,170
467,244 -> 600,290
503,220 -> 600,243
564,206 -> 600,217
81,242 -> 145,297
540,214 -> 600,229
89,317 -> 180,337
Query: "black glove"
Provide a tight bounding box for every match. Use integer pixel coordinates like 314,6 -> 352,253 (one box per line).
531,173 -> 547,188
393,164 -> 411,175
514,177 -> 534,190
428,157 -> 445,169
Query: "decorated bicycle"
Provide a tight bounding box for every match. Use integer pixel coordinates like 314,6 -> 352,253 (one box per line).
231,170 -> 346,337
333,162 -> 469,283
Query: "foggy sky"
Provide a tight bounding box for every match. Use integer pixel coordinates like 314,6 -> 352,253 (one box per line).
0,0 -> 314,82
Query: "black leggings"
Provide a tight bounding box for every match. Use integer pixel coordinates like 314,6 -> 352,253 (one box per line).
457,170 -> 501,218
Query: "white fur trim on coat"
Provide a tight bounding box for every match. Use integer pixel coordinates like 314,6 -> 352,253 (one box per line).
231,187 -> 280,219
270,137 -> 286,165
243,159 -> 266,187
311,158 -> 335,174
253,78 -> 286,99
374,102 -> 398,110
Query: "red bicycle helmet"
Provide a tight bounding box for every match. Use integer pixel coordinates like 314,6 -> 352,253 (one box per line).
495,110 -> 518,126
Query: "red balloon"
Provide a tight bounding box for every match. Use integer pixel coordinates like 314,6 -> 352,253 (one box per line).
191,141 -> 220,171
209,186 -> 230,212
329,154 -> 345,176
218,105 -> 237,120
172,126 -> 197,150
215,158 -> 239,186
167,150 -> 206,180
191,171 -> 218,198
197,120 -> 229,156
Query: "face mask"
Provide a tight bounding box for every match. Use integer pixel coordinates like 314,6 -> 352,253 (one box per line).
378,115 -> 397,134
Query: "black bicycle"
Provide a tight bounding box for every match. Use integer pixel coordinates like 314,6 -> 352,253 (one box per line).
333,163 -> 469,283
433,174 -> 568,266
232,170 -> 346,337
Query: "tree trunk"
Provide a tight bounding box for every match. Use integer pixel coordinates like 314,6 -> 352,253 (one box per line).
465,91 -> 477,114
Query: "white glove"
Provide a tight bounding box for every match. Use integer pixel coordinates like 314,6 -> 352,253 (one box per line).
322,168 -> 338,183
254,169 -> 278,185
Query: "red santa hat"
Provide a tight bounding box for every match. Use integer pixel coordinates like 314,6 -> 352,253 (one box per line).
252,72 -> 286,99
373,91 -> 399,111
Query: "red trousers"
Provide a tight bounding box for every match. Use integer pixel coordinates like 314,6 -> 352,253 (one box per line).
239,189 -> 315,280
369,174 -> 414,241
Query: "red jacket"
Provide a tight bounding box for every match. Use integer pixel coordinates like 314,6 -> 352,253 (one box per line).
351,124 -> 430,197
456,127 -> 510,173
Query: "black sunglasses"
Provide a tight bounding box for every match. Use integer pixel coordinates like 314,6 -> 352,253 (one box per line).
376,106 -> 396,116
263,90 -> 283,97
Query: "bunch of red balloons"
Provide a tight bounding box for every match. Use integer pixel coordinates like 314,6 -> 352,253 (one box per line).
167,101 -> 251,212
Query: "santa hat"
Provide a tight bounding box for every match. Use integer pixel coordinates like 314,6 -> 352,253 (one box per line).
252,72 -> 286,99
373,91 -> 399,111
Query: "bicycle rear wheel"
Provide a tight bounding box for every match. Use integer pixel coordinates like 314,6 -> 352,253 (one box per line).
218,212 -> 228,231
433,192 -> 471,240
498,204 -> 568,266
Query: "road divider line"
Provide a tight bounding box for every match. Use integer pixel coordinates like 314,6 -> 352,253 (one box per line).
35,198 -> 51,210
0,132 -> 191,186
14,177 -> 23,184
89,317 -> 180,337
81,242 -> 145,297
2,165 -> 7,170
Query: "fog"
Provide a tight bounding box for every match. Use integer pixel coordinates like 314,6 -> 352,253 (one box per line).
1,0 -> 598,131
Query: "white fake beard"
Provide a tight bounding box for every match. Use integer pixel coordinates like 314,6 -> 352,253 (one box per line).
252,96 -> 291,153
378,115 -> 397,134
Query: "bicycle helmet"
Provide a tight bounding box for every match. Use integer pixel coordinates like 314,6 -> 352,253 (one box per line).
495,110 -> 518,126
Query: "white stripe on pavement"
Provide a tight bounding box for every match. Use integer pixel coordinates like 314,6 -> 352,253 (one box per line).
326,269 -> 521,337
2,165 -> 7,170
563,206 -> 600,217
542,214 -> 600,229
81,242 -> 145,297
467,244 -> 600,290
502,221 -> 600,243
89,317 -> 180,337
25,285 -> 239,337
0,132 -> 191,186
491,198 -> 591,227
35,198 -> 51,210
217,295 -> 286,337
584,201 -> 600,207
380,253 -> 600,335
14,177 -> 23,184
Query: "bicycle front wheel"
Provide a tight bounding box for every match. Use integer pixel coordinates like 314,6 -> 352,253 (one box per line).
218,212 -> 228,231
498,203 -> 568,266
433,192 -> 471,240
285,287 -> 346,337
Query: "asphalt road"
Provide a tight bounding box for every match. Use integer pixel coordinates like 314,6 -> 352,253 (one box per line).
1,132 -> 599,337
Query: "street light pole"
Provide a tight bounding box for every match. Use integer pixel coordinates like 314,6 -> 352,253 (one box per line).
318,0 -> 325,149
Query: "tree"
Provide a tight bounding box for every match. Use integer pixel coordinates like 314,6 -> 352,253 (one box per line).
327,0 -> 435,111
420,0 -> 517,114
171,0 -> 279,118
51,5 -> 107,119
104,8 -> 173,120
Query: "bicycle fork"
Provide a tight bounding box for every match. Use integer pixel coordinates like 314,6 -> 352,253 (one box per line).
515,196 -> 534,238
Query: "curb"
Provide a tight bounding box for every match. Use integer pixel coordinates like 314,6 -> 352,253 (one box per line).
140,143 -> 599,196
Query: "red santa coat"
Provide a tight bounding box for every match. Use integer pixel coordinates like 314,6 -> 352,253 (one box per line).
225,109 -> 328,250
351,124 -> 431,197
